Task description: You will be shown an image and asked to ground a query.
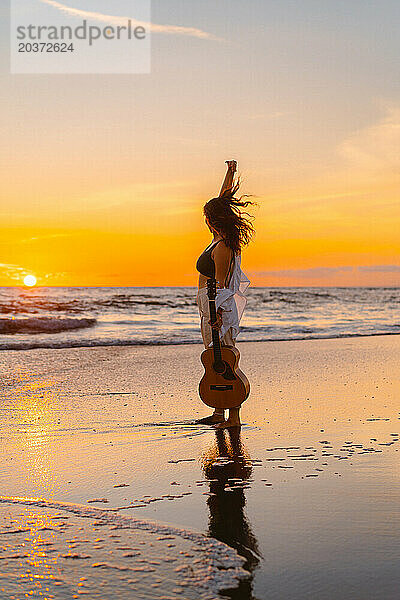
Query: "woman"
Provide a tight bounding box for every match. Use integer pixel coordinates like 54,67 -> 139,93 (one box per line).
196,160 -> 255,428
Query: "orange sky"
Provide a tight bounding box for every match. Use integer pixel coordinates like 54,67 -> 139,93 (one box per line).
1,2 -> 399,287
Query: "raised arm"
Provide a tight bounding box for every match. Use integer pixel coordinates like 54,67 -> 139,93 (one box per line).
219,160 -> 237,197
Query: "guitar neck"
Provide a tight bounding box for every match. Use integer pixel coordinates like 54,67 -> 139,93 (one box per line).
208,298 -> 222,362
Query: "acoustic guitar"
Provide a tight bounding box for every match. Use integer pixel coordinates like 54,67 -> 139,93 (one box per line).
199,278 -> 250,409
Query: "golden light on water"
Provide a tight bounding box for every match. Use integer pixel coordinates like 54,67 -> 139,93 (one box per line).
24,274 -> 37,287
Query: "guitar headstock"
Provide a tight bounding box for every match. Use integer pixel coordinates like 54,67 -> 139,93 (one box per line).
206,278 -> 217,300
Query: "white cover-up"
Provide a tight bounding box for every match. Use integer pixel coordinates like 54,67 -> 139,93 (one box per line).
197,254 -> 250,347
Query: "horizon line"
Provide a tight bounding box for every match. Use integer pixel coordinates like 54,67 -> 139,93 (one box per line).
1,285 -> 400,289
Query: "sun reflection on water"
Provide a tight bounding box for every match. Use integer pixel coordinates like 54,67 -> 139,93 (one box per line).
1,508 -> 61,599
11,371 -> 60,500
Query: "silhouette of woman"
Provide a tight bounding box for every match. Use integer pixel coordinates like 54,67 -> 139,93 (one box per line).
196,160 -> 255,427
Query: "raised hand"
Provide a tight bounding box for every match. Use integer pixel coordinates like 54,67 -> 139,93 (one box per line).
225,160 -> 237,173
219,160 -> 237,197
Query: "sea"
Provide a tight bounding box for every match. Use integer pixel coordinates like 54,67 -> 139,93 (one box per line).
0,286 -> 399,351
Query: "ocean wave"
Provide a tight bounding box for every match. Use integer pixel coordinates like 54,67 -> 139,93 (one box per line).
0,495 -> 248,599
0,299 -> 91,314
0,317 -> 97,335
0,298 -> 195,314
0,338 -> 198,351
1,330 -> 400,351
1,287 -> 400,349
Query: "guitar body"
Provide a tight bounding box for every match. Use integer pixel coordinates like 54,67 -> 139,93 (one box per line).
198,278 -> 250,410
199,345 -> 250,409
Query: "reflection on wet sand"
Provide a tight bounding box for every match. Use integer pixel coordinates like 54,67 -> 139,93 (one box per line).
201,429 -> 262,600
12,373 -> 60,500
1,509 -> 61,598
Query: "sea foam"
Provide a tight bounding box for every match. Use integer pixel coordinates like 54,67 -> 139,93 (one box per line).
0,316 -> 96,334
0,495 -> 249,599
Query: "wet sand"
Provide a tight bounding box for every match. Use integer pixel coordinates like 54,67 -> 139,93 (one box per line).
1,335 -> 400,599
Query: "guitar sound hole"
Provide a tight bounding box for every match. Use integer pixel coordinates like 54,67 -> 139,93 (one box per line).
213,361 -> 226,374
212,361 -> 237,381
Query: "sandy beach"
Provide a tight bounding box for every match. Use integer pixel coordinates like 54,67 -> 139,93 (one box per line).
1,335 -> 400,599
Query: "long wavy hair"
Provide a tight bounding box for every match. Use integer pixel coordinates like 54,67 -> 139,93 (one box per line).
203,181 -> 256,254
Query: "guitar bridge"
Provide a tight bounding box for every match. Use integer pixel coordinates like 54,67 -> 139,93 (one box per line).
210,385 -> 234,391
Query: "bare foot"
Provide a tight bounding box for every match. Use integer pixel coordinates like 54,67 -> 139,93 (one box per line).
213,418 -> 241,429
195,414 -> 225,425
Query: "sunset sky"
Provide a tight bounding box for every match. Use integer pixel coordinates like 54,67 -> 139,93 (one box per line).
1,0 -> 399,287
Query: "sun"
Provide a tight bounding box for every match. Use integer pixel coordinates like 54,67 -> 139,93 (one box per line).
24,275 -> 37,287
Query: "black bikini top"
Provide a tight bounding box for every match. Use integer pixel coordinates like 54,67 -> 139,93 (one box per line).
196,239 -> 234,285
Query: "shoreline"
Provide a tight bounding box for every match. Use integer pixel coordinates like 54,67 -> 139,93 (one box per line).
2,330 -> 400,352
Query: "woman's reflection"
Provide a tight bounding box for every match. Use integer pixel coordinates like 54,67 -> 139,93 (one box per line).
201,428 -> 261,599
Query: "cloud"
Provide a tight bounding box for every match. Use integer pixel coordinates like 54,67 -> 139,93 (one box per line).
358,265 -> 400,273
40,0 -> 220,40
0,262 -> 65,284
17,232 -> 75,244
266,102 -> 400,216
251,266 -> 354,279
0,262 -> 27,281
43,271 -> 68,281
251,265 -> 400,279
338,101 -> 400,174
